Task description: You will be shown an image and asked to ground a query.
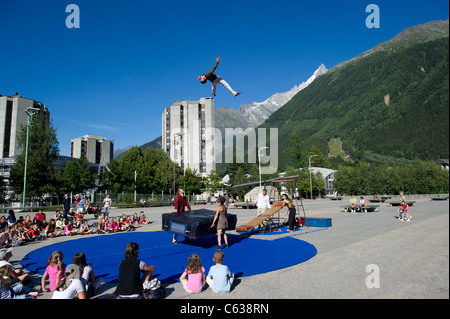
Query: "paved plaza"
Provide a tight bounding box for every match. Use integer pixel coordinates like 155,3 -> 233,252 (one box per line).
8,195 -> 449,299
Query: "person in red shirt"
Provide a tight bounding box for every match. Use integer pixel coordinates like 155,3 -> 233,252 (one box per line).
33,210 -> 47,230
172,188 -> 191,244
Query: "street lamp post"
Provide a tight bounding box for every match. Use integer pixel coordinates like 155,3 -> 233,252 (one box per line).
258,146 -> 269,191
309,155 -> 317,200
173,133 -> 183,198
134,170 -> 137,203
22,107 -> 41,208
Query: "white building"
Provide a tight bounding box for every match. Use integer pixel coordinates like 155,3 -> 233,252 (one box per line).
71,134 -> 114,165
310,167 -> 337,195
162,98 -> 215,177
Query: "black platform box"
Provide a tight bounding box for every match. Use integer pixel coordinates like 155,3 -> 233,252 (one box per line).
162,209 -> 237,239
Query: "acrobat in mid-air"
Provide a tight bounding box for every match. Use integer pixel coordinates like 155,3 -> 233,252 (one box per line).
198,57 -> 241,97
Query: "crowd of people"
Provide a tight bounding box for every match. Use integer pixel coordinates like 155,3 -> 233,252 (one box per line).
1,241 -> 235,299
0,207 -> 151,247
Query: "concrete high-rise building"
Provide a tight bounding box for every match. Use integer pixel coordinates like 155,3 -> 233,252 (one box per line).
0,93 -> 50,160
0,93 -> 50,182
71,134 -> 114,165
162,98 -> 215,177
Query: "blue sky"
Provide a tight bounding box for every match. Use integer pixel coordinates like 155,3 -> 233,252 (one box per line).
0,0 -> 448,156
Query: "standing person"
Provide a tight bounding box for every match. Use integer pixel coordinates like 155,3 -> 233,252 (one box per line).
62,194 -> 71,220
114,242 -> 155,299
103,194 -> 112,218
172,188 -> 191,245
179,253 -> 206,294
253,189 -> 271,216
280,193 -> 296,232
211,197 -> 229,250
6,210 -> 16,226
399,200 -> 413,222
77,194 -> 86,215
198,57 -> 241,97
398,191 -> 406,220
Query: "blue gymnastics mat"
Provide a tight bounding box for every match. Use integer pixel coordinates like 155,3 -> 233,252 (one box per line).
20,231 -> 317,284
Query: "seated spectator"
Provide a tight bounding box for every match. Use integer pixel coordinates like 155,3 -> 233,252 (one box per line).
114,242 -> 155,299
0,226 -> 11,248
73,252 -> 103,298
1,247 -> 32,286
138,211 -> 150,225
97,217 -> 109,235
45,219 -> 62,238
41,251 -> 66,293
55,217 -> 65,231
206,251 -> 234,293
22,216 -> 32,232
63,220 -> 78,236
79,220 -> 93,235
28,224 -> 43,240
52,264 -> 86,299
0,216 -> 7,230
109,218 -> 119,233
33,210 -> 46,230
66,208 -> 76,222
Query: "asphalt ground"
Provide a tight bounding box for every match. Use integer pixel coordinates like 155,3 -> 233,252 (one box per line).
6,195 -> 449,300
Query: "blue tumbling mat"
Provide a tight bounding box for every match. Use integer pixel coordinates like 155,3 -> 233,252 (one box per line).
20,231 -> 317,284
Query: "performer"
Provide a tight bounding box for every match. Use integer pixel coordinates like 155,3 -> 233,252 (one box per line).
198,57 -> 241,97
280,193 -> 296,232
253,189 -> 271,216
172,188 -> 191,244
211,197 -> 229,250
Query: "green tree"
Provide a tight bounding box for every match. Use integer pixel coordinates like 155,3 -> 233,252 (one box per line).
9,114 -> 59,200
61,157 -> 96,194
287,133 -> 305,169
204,170 -> 224,194
178,168 -> 202,196
102,146 -> 178,194
309,145 -> 330,168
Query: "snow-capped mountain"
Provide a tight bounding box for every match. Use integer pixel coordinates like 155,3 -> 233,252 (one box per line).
215,64 -> 328,130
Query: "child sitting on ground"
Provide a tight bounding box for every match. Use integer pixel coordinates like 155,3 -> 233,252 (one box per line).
97,217 -> 109,234
51,264 -> 86,299
28,224 -> 43,240
109,218 -> 119,233
180,253 -> 205,293
206,251 -> 234,293
41,251 -> 66,292
132,213 -> 139,226
138,211 -> 150,225
63,220 -> 78,236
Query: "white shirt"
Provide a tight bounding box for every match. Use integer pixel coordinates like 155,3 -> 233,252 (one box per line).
254,193 -> 271,209
103,197 -> 112,208
52,278 -> 85,299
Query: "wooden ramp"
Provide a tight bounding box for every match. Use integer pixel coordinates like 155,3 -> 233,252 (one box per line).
235,202 -> 284,232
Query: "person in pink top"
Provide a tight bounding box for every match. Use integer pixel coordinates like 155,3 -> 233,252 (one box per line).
41,251 -> 66,292
109,218 -> 119,233
179,253 -> 205,293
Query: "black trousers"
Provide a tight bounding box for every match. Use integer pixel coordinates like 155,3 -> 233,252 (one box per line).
288,207 -> 296,230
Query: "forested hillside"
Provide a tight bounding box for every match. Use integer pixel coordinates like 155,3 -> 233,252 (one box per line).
261,36 -> 449,169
